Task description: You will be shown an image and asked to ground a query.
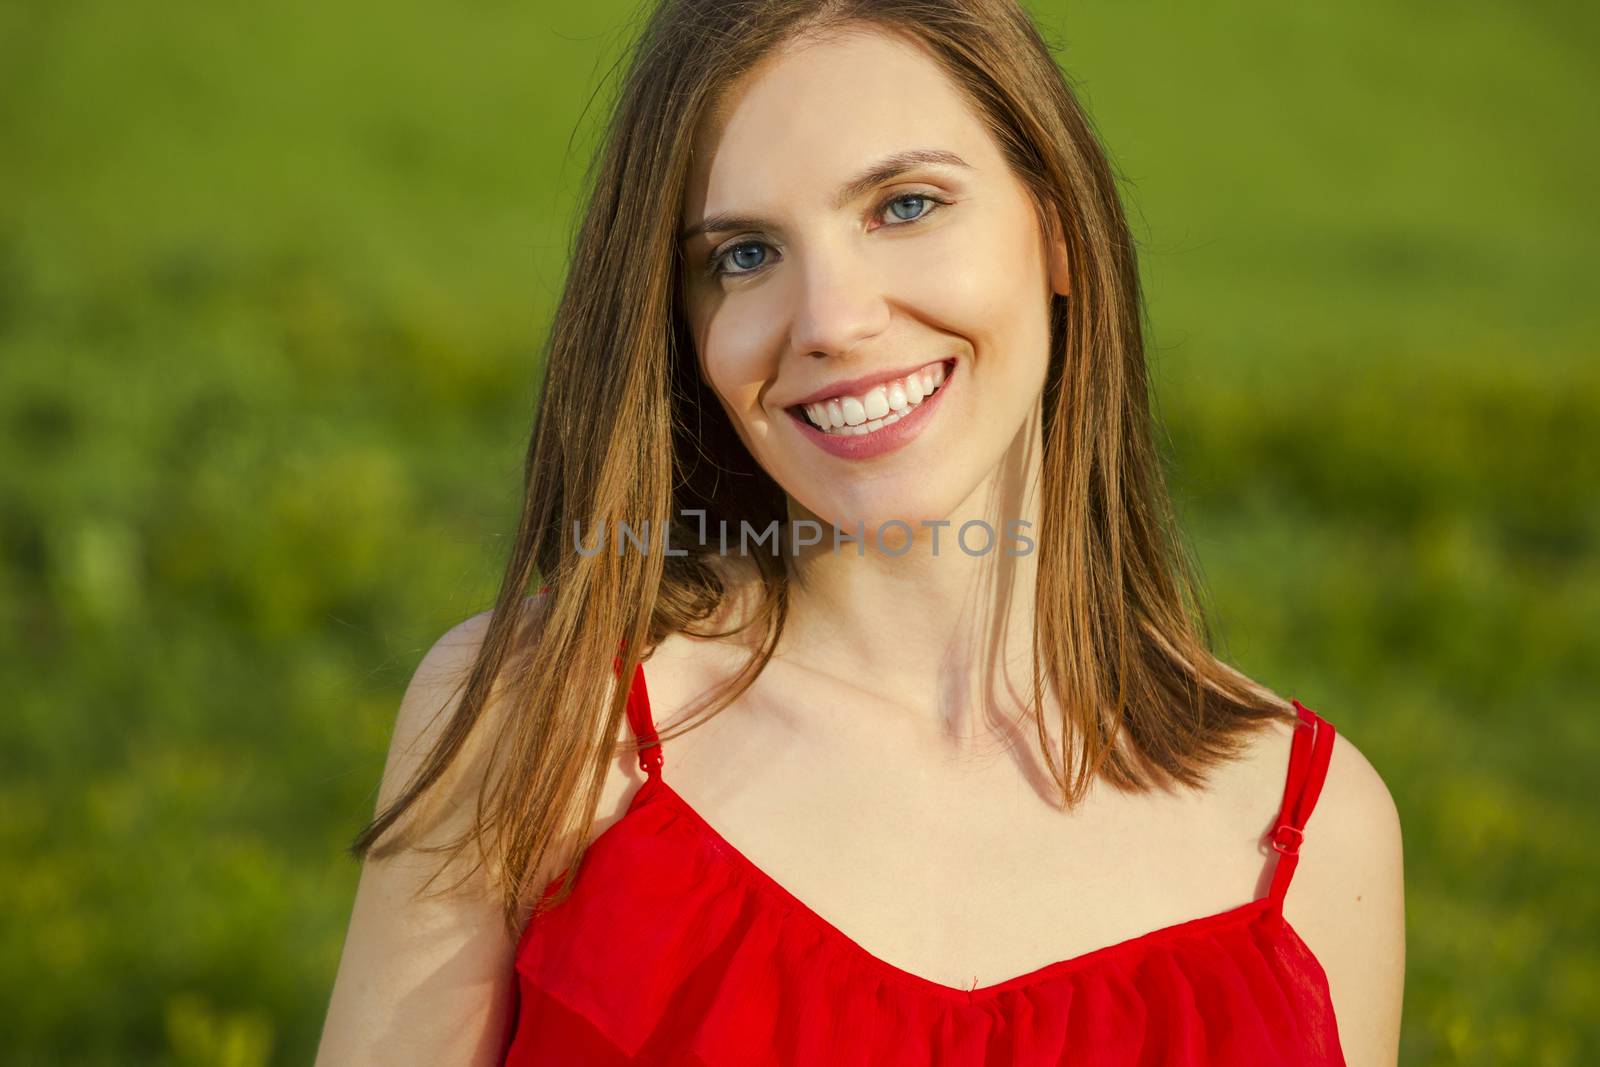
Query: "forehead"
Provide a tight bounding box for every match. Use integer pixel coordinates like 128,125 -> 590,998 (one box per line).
684,29 -> 992,215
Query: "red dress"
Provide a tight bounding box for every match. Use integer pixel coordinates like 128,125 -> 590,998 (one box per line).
500,659 -> 1345,1065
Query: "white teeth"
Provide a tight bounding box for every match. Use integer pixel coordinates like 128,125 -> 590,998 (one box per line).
798,361 -> 950,434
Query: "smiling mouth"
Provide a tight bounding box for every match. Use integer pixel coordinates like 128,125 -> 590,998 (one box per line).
788,359 -> 953,436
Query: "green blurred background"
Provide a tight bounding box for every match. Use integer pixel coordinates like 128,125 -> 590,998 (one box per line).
2,0 -> 1595,1063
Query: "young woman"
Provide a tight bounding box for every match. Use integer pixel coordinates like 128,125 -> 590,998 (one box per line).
315,1 -> 1405,1064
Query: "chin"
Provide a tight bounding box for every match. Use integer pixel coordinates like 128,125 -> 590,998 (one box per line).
793,487 -> 970,547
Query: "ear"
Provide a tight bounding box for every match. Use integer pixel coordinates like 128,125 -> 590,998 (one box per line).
1043,203 -> 1071,298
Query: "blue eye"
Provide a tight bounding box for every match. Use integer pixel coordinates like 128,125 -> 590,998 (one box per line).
705,191 -> 949,279
886,194 -> 932,222
723,243 -> 769,274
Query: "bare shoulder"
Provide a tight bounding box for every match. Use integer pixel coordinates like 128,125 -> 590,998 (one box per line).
1284,717 -> 1407,1067
313,596 -> 547,1067
374,597 -> 552,844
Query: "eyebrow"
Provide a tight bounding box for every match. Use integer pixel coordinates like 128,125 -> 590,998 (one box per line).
678,147 -> 973,244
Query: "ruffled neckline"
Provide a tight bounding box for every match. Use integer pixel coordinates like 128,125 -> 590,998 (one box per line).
509,766 -> 1347,1066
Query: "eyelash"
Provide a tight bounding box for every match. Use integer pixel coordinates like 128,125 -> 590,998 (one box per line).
703,191 -> 953,279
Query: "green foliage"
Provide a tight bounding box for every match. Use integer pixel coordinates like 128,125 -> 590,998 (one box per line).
1,0 -> 1594,1062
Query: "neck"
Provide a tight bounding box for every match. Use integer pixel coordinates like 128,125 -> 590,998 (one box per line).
773,405 -> 1050,749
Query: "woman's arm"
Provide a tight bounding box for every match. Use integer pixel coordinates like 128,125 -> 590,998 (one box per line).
1285,730 -> 1408,1067
313,611 -> 526,1067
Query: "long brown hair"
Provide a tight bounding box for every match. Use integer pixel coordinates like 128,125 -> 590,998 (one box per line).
348,0 -> 1298,939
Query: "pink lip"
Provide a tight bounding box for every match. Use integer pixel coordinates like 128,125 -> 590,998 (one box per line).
784,357 -> 951,409
786,359 -> 955,461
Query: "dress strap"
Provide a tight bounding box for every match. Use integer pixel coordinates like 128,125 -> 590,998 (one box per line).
612,647 -> 662,779
1266,699 -> 1336,909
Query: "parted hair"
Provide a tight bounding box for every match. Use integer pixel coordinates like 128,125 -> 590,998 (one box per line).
347,0 -> 1297,938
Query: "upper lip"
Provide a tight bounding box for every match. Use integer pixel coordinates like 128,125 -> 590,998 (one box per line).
784,358 -> 952,409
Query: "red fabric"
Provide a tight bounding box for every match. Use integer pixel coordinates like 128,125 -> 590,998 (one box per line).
500,657 -> 1345,1065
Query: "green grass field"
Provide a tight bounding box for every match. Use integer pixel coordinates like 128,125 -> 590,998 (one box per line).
2,1 -> 1595,1063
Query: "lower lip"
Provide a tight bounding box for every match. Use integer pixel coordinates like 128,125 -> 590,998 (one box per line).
786,359 -> 956,461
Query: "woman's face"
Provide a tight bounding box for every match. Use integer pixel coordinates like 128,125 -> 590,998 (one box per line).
679,27 -> 1070,536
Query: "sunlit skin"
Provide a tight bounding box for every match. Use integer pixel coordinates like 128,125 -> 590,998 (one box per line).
679,26 -> 1072,741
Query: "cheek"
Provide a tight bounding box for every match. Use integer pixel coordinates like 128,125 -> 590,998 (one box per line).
887,210 -> 1047,353
699,317 -> 780,440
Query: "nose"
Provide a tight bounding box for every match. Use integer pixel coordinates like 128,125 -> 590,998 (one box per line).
786,243 -> 891,360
